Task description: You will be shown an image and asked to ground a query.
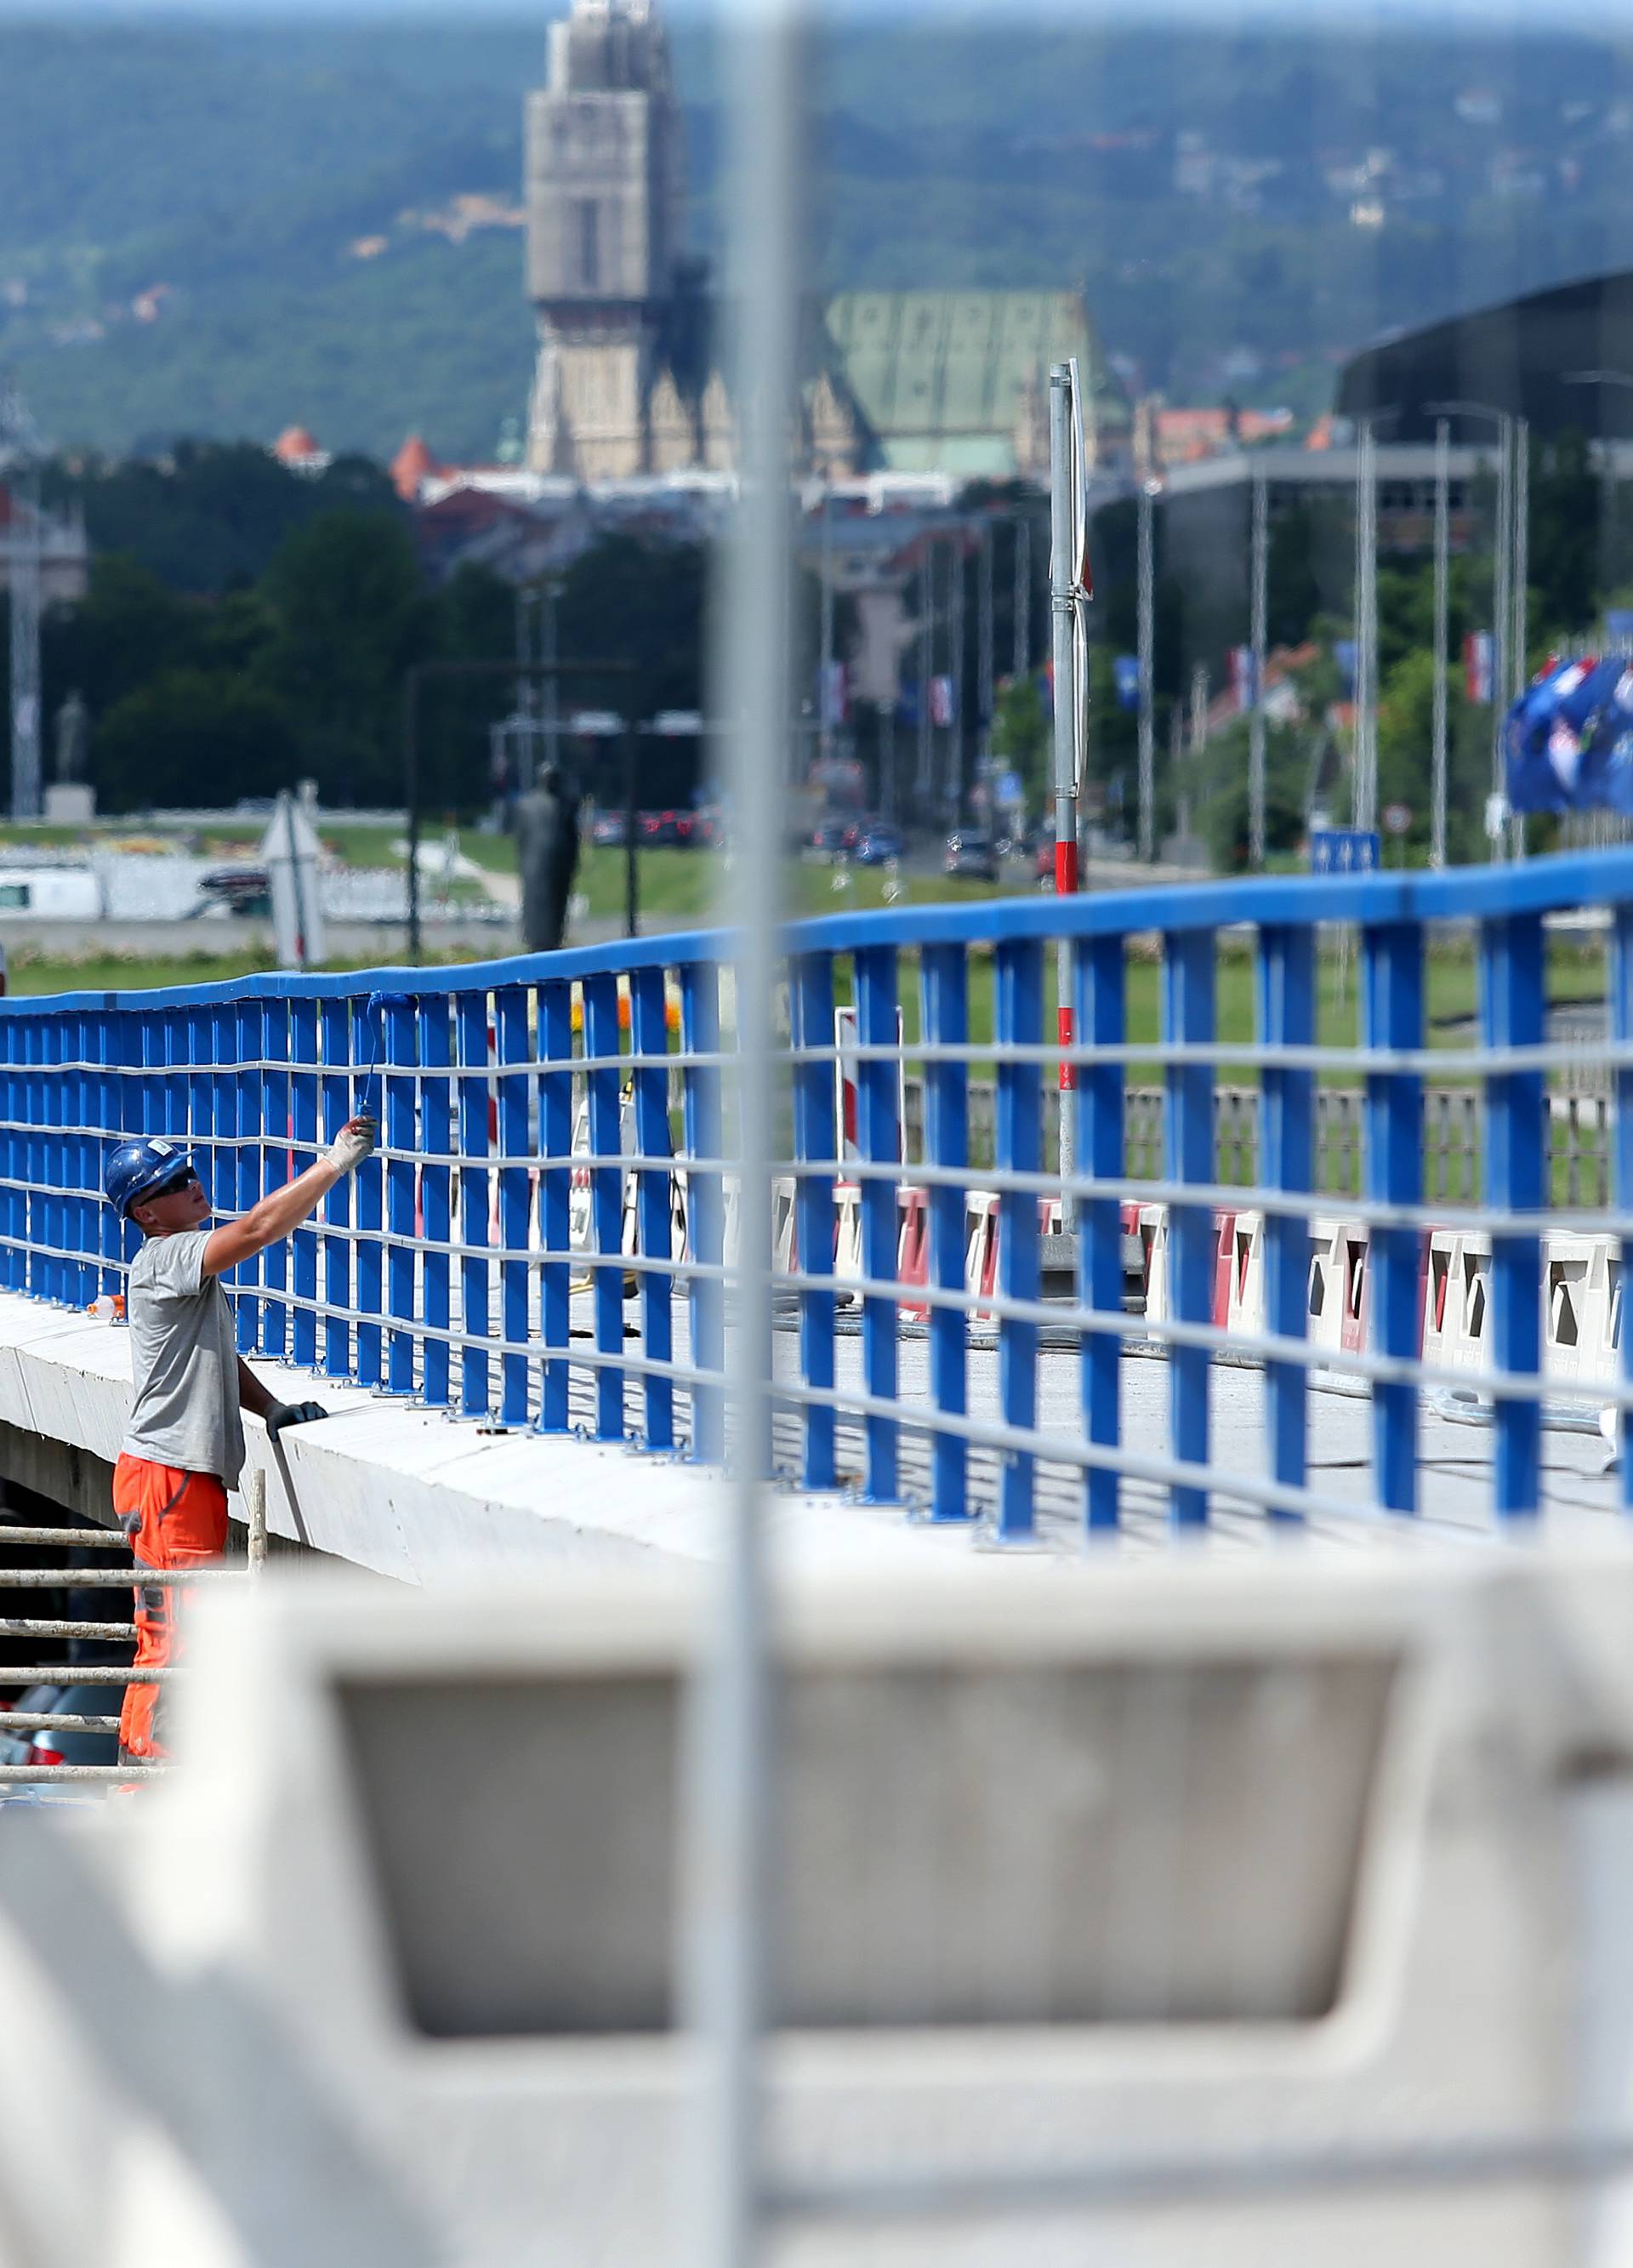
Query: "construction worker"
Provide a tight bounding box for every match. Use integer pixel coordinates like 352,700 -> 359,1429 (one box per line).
102,1117 -> 377,1764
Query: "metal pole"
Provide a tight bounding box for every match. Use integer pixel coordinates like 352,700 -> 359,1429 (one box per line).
1491,420 -> 1512,846
916,539 -> 933,814
1431,418 -> 1450,870
544,579 -> 561,780
977,516 -> 993,783
1249,461 -> 1268,870
1352,421 -> 1379,835
1510,420 -> 1529,860
1048,363 -> 1078,1202
623,721 -> 640,939
817,487 -> 834,767
403,671 -> 422,963
1137,478 -> 1155,863
688,0 -> 797,2259
948,524 -> 964,821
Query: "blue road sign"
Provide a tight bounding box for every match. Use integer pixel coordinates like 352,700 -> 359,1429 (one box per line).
1309,829 -> 1380,875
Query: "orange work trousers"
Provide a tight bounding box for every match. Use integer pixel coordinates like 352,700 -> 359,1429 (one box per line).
112,1454 -> 228,1761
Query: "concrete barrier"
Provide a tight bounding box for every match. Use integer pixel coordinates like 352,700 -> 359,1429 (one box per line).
21,1548 -> 1633,2265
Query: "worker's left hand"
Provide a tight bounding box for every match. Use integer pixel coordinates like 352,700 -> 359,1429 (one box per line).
265,1399 -> 327,1439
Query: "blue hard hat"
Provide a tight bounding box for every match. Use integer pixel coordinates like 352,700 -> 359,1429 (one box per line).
104,1137 -> 200,1220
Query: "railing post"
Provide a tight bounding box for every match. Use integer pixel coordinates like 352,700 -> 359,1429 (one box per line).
495,985 -> 530,1428
1612,906 -> 1633,1515
1481,912 -> 1545,1519
418,994 -> 452,1411
996,935 -> 1042,1539
458,992 -> 492,1422
384,994 -> 418,1396
259,998 -> 290,1362
791,952 -> 837,1494
680,962 -> 725,1466
1076,933 -> 1124,1531
1363,919 -> 1424,1513
921,943 -> 970,1522
320,998 -> 353,1382
856,943 -> 900,1503
630,965 -> 675,1453
231,994 -> 261,1352
1258,923 -> 1315,1511
0,1009 -> 20,1293
289,997 -> 320,1373
1164,927 -> 1215,1527
583,973 -> 624,1442
537,978 -> 572,1434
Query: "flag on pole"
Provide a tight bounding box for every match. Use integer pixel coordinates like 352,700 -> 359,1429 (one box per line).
1112,655 -> 1141,711
1229,646 -> 1257,713
929,675 -> 956,727
1465,630 -> 1494,706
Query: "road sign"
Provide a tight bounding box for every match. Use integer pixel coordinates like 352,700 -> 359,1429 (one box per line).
1384,803 -> 1412,837
1308,829 -> 1380,875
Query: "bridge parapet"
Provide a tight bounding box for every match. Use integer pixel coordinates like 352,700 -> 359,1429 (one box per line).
2,848 -> 1632,1538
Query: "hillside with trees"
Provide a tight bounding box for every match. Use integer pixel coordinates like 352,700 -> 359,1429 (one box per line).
3,11 -> 1633,455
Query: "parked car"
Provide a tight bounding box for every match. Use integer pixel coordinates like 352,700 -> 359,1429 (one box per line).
811,818 -> 859,859
589,809 -> 628,847
944,830 -> 999,881
855,823 -> 903,865
0,1680 -> 124,1770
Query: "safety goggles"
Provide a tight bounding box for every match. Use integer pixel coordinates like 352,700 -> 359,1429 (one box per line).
141,1165 -> 202,1204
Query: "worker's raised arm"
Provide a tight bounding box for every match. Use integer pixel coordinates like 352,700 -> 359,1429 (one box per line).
202,1117 -> 377,1278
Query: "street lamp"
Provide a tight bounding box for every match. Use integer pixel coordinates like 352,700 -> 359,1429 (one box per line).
1425,398 -> 1525,851
1349,407 -> 1398,839
1566,370 -> 1633,610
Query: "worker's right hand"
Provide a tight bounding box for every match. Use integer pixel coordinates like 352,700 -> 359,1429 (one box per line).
326,1115 -> 378,1175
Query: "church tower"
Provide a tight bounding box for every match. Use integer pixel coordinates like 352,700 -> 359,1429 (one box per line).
524,0 -> 686,479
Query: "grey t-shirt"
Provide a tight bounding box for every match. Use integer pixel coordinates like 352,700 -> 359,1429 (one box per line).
122,1228 -> 245,1487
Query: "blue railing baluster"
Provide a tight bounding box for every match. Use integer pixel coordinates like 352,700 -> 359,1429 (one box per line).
792,952 -> 837,1494
629,965 -> 675,1454
458,993 -> 492,1422
235,995 -> 262,1353
1614,905 -> 1633,1515
354,995 -> 385,1391
538,978 -> 572,1434
495,984 -> 530,1428
290,997 -> 320,1374
385,994 -> 418,1397
0,1010 -> 20,1292
583,973 -> 624,1442
921,943 -> 969,1521
259,999 -> 290,1360
1258,924 -> 1315,1512
41,1012 -> 64,1305
995,937 -> 1042,1538
419,995 -> 452,1411
856,944 -> 901,1503
1164,927 -> 1215,1528
1482,913 -> 1545,1519
1363,919 -> 1424,1513
320,998 -> 353,1382
1076,934 -> 1124,1532
680,960 -> 724,1465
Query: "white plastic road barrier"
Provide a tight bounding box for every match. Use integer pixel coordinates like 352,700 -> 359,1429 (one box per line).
1138,1202 -> 1169,1325
964,1189 -> 1001,1324
1544,1233 -> 1619,1386
1224,1211 -> 1264,1340
35,1553 -> 1633,2265
833,1180 -> 862,1308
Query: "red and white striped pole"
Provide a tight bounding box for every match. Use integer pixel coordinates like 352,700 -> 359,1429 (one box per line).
1048,365 -> 1080,1216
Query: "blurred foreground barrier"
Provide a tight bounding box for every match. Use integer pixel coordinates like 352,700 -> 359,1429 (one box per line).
0,849 -> 1632,1527
7,1553 -> 1633,2262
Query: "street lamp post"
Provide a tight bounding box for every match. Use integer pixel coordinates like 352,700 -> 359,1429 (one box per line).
1427,399 -> 1517,856
1567,370 -> 1633,608
1136,477 -> 1158,863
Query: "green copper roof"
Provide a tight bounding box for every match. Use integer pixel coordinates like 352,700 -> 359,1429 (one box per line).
822,290 -> 1129,475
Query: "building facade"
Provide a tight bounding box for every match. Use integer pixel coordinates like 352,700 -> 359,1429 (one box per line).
523,0 -> 1126,482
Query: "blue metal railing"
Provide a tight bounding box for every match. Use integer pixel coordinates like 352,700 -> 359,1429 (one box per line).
4,847 -> 1633,1535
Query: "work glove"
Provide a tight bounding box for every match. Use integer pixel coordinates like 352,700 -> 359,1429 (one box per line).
266,1399 -> 327,1440
326,1114 -> 378,1175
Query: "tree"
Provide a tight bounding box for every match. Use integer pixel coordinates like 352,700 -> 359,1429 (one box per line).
91,668 -> 299,812
989,675 -> 1050,813
256,509 -> 430,803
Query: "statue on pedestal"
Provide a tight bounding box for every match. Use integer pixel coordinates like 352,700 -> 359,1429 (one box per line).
515,757 -> 583,954
54,689 -> 88,786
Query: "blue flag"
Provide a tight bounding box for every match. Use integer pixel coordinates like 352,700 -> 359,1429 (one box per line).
1112,655 -> 1141,712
